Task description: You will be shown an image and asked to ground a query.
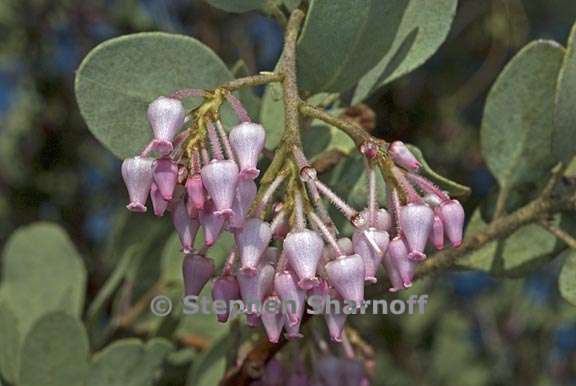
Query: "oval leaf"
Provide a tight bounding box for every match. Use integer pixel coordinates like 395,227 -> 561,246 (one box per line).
188,333 -> 232,386
559,250 -> 576,306
353,0 -> 458,103
87,338 -> 173,386
297,0 -> 410,93
19,312 -> 89,386
458,210 -> 560,276
0,303 -> 20,384
554,22 -> 576,163
260,81 -> 285,150
0,222 -> 86,336
75,32 -> 234,158
481,40 -> 565,193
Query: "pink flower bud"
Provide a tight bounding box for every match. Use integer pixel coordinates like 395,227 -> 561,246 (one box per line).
228,122 -> 266,179
274,270 -> 306,326
212,274 -> 240,323
352,229 -> 389,283
237,263 -> 274,314
121,156 -> 154,212
429,214 -> 444,250
386,237 -> 416,289
153,158 -> 178,200
182,254 -> 214,297
200,160 -> 239,218
150,183 -> 168,216
199,201 -> 225,247
261,296 -> 284,343
325,310 -> 347,343
236,218 -> 272,274
389,141 -> 421,170
310,283 -> 347,342
284,316 -> 303,340
229,179 -> 257,229
382,252 -> 404,292
400,203 -> 434,260
172,200 -> 199,253
325,254 -> 365,306
284,230 -> 324,289
439,199 -> 465,247
185,174 -> 206,211
147,96 -> 185,155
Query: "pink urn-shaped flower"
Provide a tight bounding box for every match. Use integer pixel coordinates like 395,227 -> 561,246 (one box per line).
235,218 -> 272,274
228,122 -> 266,179
121,156 -> 154,212
400,203 -> 434,261
212,274 -> 240,323
283,229 -> 324,289
147,96 -> 186,155
153,158 -> 178,200
200,160 -> 239,218
237,263 -> 275,314
439,199 -> 465,247
172,200 -> 199,253
325,254 -> 365,306
274,270 -> 306,326
182,254 -> 215,297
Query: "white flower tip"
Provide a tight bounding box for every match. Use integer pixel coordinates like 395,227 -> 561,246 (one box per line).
214,209 -> 234,218
239,265 -> 257,276
285,332 -> 304,340
239,168 -> 260,180
149,139 -> 173,156
365,276 -> 377,284
298,277 -> 319,290
408,251 -> 426,261
127,202 -> 147,212
287,316 -> 301,327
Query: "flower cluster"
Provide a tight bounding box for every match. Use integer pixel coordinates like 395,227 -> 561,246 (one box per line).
120,90 -> 465,344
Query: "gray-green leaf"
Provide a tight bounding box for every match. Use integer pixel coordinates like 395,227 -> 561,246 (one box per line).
297,0 -> 409,93
481,40 -> 565,194
458,210 -> 560,276
353,0 -> 458,103
0,303 -> 20,384
554,22 -> 576,163
559,250 -> 576,306
87,338 -> 173,386
19,312 -> 89,386
0,222 -> 86,336
187,333 -> 232,386
75,32 -> 234,158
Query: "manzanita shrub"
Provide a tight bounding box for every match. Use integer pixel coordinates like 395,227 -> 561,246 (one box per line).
1,1 -> 575,386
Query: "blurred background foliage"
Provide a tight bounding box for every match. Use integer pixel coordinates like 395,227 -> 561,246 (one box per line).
1,0 -> 576,385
